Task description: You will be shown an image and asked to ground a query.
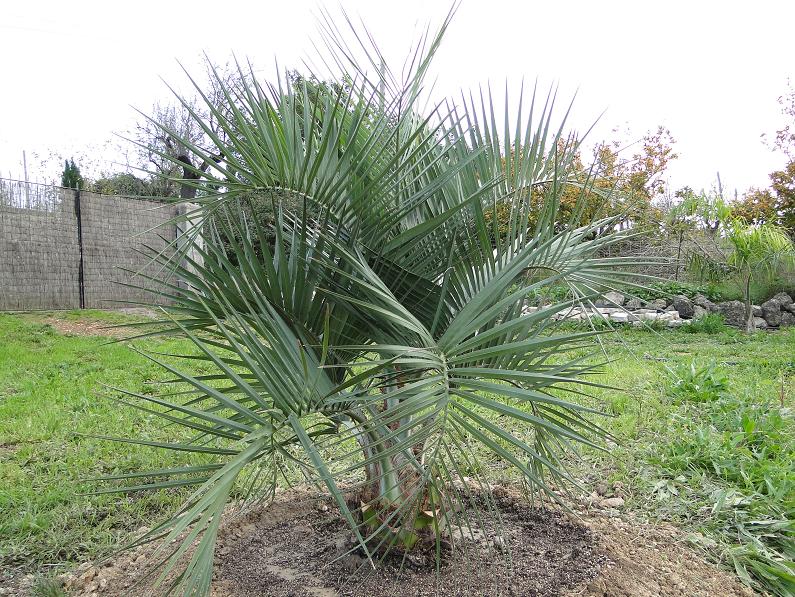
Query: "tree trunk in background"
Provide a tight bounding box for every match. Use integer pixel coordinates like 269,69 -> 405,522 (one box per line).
177,155 -> 201,200
178,153 -> 223,200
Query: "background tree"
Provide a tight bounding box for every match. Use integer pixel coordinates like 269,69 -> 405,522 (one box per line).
735,161 -> 795,234
86,172 -> 154,196
60,158 -> 83,190
673,188 -> 732,233
690,217 -> 795,331
738,81 -> 795,236
656,186 -> 735,280
126,60 -> 249,198
764,79 -> 795,160
485,125 -> 677,242
592,126 -> 677,230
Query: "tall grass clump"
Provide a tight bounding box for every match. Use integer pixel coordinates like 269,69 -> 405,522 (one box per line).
683,313 -> 726,334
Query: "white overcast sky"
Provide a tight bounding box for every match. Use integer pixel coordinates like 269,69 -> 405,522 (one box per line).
1,0 -> 793,196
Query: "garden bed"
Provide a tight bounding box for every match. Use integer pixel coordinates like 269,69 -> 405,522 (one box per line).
60,487 -> 751,597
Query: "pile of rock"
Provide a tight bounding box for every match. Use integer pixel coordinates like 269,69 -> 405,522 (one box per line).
529,290 -> 795,329
707,292 -> 794,329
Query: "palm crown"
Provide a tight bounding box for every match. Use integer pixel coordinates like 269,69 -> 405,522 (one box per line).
101,10 -> 651,594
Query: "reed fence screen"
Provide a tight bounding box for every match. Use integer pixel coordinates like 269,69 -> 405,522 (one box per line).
0,178 -> 181,310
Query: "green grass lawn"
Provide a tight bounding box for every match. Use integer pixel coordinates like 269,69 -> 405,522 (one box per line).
0,312 -> 208,573
568,326 -> 795,595
0,311 -> 793,594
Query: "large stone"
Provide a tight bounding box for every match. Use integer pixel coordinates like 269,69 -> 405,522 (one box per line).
672,294 -> 695,319
785,302 -> 795,314
658,311 -> 680,322
601,496 -> 625,509
557,307 -> 582,319
754,316 -> 769,330
692,305 -> 708,319
716,300 -> 747,327
648,298 -> 668,311
693,293 -> 717,311
771,292 -> 794,308
610,312 -> 630,323
625,297 -> 644,310
782,312 -> 795,327
595,291 -> 625,307
752,305 -> 762,317
761,299 -> 783,327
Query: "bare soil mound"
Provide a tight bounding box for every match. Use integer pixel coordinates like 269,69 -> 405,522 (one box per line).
58,488 -> 752,597
28,308 -> 158,338
573,513 -> 753,597
42,317 -> 130,337
210,489 -> 599,597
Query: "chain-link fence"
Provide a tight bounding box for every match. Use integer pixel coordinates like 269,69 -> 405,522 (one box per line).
0,178 -> 182,310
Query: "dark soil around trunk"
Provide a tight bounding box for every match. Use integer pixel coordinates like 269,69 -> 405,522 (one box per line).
214,489 -> 599,597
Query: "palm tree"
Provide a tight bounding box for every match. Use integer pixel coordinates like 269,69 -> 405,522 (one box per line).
100,10 -> 655,594
691,217 -> 794,332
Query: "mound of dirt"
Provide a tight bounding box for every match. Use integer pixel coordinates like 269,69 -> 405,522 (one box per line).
41,317 -> 130,337
572,513 -> 753,597
58,487 -> 752,597
28,308 -> 159,338
211,490 -> 601,597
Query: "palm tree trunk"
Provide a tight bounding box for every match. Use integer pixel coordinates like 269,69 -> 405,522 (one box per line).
743,272 -> 755,333
675,230 -> 683,281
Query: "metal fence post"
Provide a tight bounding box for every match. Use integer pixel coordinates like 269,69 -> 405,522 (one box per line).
73,188 -> 86,309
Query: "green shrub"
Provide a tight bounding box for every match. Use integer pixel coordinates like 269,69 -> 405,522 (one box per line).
683,313 -> 726,334
667,361 -> 728,403
630,278 -> 794,305
702,279 -> 789,304
644,318 -> 669,332
31,577 -> 66,597
521,282 -> 572,305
